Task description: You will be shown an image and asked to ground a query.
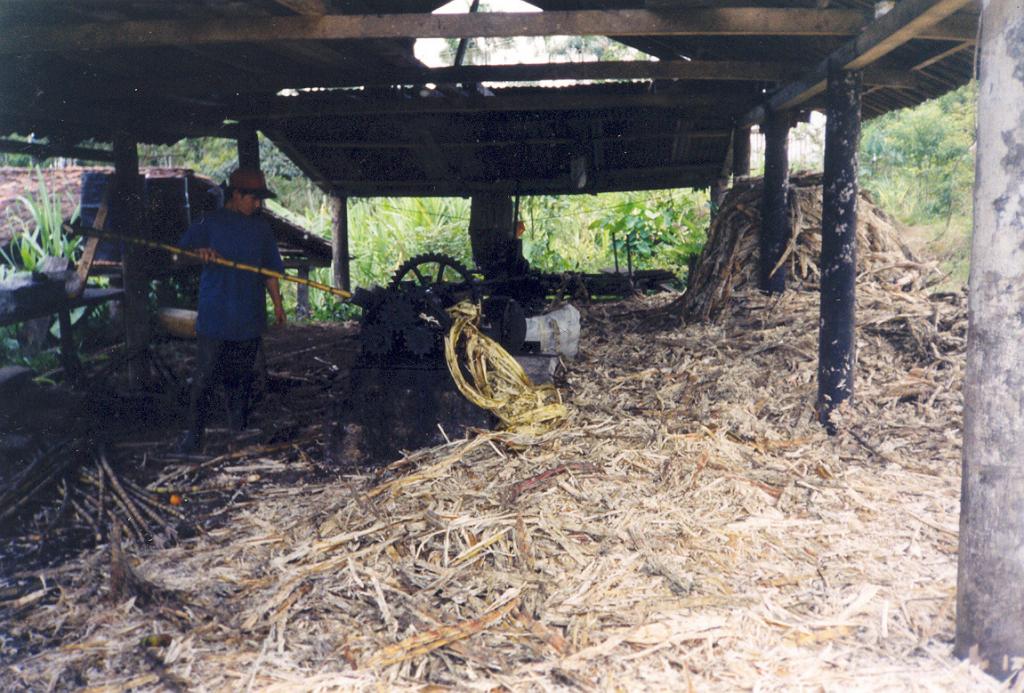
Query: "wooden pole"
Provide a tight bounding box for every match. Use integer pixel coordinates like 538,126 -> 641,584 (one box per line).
237,128 -> 260,170
816,64 -> 861,431
112,133 -> 151,389
732,126 -> 751,177
331,195 -> 350,292
469,194 -> 519,276
296,265 -> 310,317
710,177 -> 729,209
956,0 -> 1024,679
759,109 -> 790,294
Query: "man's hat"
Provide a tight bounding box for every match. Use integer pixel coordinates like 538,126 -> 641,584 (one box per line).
228,168 -> 276,199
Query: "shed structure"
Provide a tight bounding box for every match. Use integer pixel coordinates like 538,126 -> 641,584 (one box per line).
0,0 -> 978,198
7,0 -> 1024,681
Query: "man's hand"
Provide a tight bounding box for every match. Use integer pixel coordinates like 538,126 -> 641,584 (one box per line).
195,247 -> 221,263
266,277 -> 286,327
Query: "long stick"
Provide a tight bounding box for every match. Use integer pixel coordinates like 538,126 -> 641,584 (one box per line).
64,223 -> 353,300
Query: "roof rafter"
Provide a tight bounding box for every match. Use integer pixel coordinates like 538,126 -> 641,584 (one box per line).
743,0 -> 976,124
0,8 -> 977,54
237,89 -> 760,120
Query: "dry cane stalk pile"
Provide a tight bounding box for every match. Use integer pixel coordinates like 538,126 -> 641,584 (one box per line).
0,177 -> 1000,691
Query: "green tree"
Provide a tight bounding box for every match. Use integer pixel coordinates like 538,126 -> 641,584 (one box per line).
860,82 -> 976,226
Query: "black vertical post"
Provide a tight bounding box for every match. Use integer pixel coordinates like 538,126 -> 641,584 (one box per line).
469,194 -> 519,276
112,133 -> 151,389
332,195 -> 351,292
817,64 -> 862,430
732,126 -> 751,178
759,110 -> 790,294
237,128 -> 260,170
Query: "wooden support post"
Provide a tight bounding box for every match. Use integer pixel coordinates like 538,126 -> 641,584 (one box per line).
112,133 -> 151,389
759,109 -> 790,294
237,128 -> 260,170
710,177 -> 729,208
469,194 -> 525,277
732,126 -> 751,178
956,0 -> 1024,679
816,64 -> 861,430
57,304 -> 81,381
296,265 -> 310,318
331,195 -> 350,292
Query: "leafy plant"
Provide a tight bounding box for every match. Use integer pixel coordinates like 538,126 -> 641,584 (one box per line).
0,168 -> 81,273
589,194 -> 706,277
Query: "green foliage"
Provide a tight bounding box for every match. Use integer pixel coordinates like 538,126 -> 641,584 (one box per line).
0,324 -> 60,371
860,82 -> 976,226
519,190 -> 707,279
0,168 -> 80,275
859,82 -> 976,288
590,195 -> 706,274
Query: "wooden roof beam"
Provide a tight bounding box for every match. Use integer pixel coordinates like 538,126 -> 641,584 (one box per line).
239,90 -> 760,120
283,129 -> 733,150
82,58 -> 916,100
1,8 -> 979,54
742,0 -> 976,124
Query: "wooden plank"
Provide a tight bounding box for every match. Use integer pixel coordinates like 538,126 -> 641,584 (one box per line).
912,40 -> 973,72
382,59 -> 805,85
327,164 -> 721,196
0,9 -> 882,54
74,187 -> 110,294
272,0 -> 328,14
744,0 -> 975,122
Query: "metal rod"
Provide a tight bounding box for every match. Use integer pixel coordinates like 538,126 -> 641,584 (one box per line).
64,223 -> 353,299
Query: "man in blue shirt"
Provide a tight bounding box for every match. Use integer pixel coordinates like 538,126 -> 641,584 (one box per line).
177,168 -> 286,454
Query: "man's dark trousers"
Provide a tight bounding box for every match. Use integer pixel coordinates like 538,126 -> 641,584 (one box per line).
188,335 -> 261,437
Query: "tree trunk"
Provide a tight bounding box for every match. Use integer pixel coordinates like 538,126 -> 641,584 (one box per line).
955,0 -> 1024,679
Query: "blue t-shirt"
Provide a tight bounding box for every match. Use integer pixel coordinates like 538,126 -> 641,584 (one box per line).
179,209 -> 285,340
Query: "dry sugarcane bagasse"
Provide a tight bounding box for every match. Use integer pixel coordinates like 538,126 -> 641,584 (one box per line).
0,175 -> 997,690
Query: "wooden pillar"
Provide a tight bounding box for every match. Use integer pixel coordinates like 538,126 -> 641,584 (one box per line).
759,109 -> 790,294
816,64 -> 861,430
237,128 -> 260,170
956,0 -> 1024,679
469,194 -> 524,277
710,177 -> 729,209
112,133 -> 151,389
732,126 -> 751,178
296,265 -> 310,318
57,304 -> 81,382
331,195 -> 351,292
